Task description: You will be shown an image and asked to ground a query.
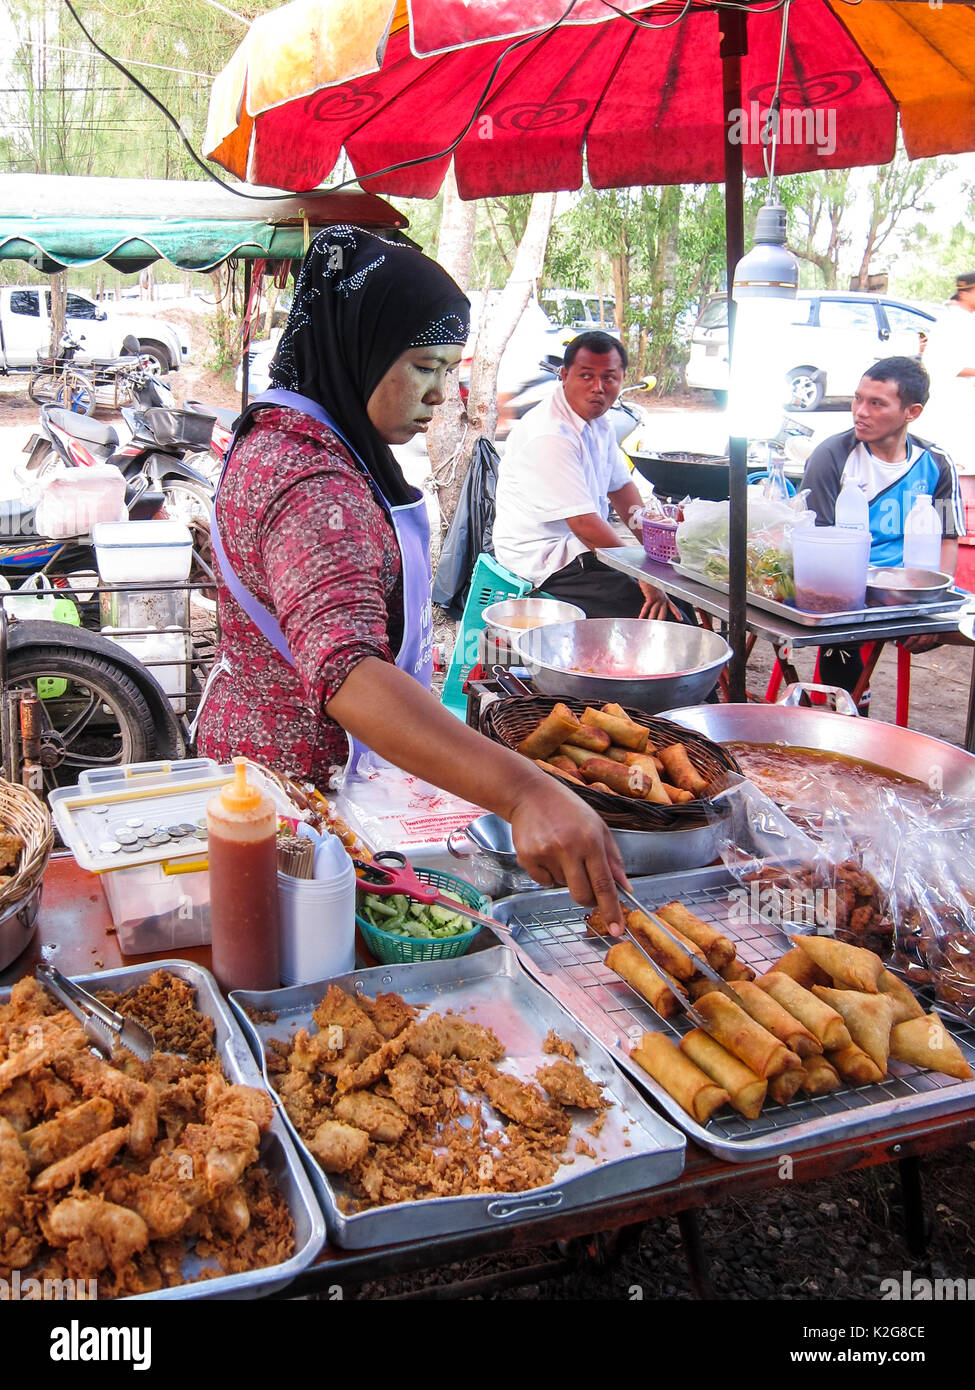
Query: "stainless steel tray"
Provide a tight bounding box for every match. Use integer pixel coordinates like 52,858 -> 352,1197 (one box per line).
671,562 -> 970,628
493,868 -> 975,1162
230,946 -> 686,1250
0,960 -> 326,1299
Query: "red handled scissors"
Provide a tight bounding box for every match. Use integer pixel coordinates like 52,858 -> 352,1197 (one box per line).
352,850 -> 503,935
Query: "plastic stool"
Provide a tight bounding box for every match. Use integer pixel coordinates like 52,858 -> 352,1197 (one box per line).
440,554 -> 532,719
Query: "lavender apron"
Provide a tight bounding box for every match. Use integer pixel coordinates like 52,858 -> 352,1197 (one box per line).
209,388 -> 434,778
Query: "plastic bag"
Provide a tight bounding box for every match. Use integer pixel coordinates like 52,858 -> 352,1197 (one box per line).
675,489 -> 810,602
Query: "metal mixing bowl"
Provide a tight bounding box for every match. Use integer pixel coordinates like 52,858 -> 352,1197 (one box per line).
866,567 -> 952,606
0,881 -> 41,971
514,618 -> 732,713
481,597 -> 586,642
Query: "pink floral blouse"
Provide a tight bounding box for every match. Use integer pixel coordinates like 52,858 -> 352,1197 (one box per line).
196,406 -> 404,787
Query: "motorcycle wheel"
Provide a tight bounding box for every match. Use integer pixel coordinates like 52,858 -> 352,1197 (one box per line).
6,646 -> 156,792
55,371 -> 96,417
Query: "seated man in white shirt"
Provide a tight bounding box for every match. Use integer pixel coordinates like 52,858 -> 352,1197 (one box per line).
492,331 -> 672,619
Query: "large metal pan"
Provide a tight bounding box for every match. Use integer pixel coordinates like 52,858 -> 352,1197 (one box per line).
515,618 -> 732,713
661,698 -> 975,799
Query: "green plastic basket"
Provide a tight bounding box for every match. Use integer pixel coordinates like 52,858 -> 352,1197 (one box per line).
355,865 -> 490,965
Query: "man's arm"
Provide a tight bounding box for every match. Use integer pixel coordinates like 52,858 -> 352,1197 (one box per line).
800,439 -> 845,525
941,537 -> 958,576
607,480 -> 647,541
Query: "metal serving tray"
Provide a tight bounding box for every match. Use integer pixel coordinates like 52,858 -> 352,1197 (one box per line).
0,960 -> 326,1299
493,868 -> 975,1163
670,562 -> 970,628
230,946 -> 686,1250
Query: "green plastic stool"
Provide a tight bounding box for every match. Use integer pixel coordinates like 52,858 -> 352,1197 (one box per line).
440,553 -> 532,719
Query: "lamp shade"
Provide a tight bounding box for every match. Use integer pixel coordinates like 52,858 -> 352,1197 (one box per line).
732,203 -> 799,301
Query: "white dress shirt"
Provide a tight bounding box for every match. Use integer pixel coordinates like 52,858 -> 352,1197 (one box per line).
493,383 -> 632,587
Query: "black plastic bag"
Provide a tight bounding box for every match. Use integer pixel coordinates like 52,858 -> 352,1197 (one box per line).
431,436 -> 500,619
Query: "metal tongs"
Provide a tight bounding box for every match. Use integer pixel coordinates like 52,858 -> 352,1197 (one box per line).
36,964 -> 156,1062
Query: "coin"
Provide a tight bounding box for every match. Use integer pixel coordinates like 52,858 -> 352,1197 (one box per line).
146,833 -> 170,848
92,805 -> 109,816
114,828 -> 138,845
126,818 -> 144,829
98,840 -> 121,855
120,841 -> 142,854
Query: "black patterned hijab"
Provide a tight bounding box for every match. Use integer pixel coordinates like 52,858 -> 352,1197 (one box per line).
270,226 -> 469,506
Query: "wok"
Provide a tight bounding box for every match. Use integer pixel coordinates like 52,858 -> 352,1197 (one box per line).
660,700 -> 975,800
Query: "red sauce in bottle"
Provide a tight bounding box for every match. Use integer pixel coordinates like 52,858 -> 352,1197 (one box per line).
207,758 -> 280,993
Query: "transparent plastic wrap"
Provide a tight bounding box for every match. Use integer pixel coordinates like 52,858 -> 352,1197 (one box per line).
888,794 -> 975,1020
706,778 -> 894,952
676,490 -> 812,603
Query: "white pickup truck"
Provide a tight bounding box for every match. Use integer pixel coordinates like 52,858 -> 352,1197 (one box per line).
0,286 -> 189,374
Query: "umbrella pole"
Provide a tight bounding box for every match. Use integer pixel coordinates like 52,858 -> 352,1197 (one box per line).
721,9 -> 748,703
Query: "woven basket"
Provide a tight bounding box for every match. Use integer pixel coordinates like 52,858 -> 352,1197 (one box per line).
356,866 -> 488,965
0,779 -> 54,913
641,513 -> 680,563
480,695 -> 739,832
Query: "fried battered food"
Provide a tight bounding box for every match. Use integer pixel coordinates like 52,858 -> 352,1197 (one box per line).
384,1053 -> 441,1116
406,1013 -> 504,1063
535,1060 -> 606,1111
0,972 -> 294,1296
333,1091 -> 409,1143
32,1127 -> 130,1194
20,1097 -> 115,1172
475,1064 -> 569,1132
334,1034 -> 409,1095
542,1031 -> 576,1061
358,992 -> 418,1040
0,829 -> 22,872
307,1120 -> 370,1173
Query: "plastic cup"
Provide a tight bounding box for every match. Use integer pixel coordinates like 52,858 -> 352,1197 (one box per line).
792,525 -> 870,613
277,856 -> 356,986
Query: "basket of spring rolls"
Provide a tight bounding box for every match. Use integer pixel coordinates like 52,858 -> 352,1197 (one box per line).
480,694 -> 739,832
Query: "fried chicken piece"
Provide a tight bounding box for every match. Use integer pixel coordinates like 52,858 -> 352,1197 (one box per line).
334,1034 -> 409,1095
0,1075 -> 40,1132
101,1164 -> 197,1241
406,1013 -> 504,1063
359,992 -> 418,1039
475,1064 -> 568,1131
385,1053 -> 441,1117
0,1017 -> 79,1093
312,986 -> 383,1051
288,1026 -> 341,1074
4,974 -> 57,1022
212,1188 -> 251,1238
0,830 -> 22,872
66,1053 -> 158,1159
21,1097 -> 115,1171
542,1031 -> 576,1061
333,1091 -> 409,1143
535,1060 -> 606,1111
0,1115 -> 39,1268
44,1195 -> 149,1270
32,1126 -> 130,1194
307,1120 -> 370,1173
204,1073 -> 273,1134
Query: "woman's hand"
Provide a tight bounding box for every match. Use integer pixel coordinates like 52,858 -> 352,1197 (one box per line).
507,777 -> 628,935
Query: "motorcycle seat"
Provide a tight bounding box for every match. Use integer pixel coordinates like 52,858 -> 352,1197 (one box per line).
187,400 -> 238,430
46,409 -> 119,449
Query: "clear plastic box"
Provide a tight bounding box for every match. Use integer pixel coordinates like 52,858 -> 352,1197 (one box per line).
102,861 -> 211,954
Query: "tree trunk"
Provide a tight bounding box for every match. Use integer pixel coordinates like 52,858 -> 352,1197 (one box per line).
428,163 -> 478,546
49,272 -> 67,358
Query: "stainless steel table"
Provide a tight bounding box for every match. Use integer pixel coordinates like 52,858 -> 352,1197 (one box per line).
596,546 -> 975,747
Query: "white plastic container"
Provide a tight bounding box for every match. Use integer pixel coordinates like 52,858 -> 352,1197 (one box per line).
100,582 -> 188,632
102,862 -> 211,955
835,476 -> 869,531
93,519 -> 193,583
101,626 -> 188,713
277,830 -> 356,986
35,465 -> 126,538
903,493 -> 942,570
792,524 -> 871,613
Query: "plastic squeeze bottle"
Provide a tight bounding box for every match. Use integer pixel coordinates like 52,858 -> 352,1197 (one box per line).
902,493 -> 942,571
207,757 -> 280,993
835,475 -> 869,531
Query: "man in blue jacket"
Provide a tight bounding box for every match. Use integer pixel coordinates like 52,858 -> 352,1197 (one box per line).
801,355 -> 964,707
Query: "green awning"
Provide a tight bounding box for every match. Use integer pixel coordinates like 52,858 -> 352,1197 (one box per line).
0,175 -> 408,273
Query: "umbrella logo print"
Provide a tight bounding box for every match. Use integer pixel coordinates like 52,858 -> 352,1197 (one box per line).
494,99 -> 589,131
303,87 -> 384,122
748,71 -> 862,106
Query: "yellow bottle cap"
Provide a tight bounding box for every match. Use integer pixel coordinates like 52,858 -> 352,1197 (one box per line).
220,757 -> 262,812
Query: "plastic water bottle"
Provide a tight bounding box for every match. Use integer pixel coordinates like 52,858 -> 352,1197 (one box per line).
835,476 -> 869,531
902,494 -> 942,571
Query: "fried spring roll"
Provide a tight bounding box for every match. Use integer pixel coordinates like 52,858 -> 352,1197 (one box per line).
757,972 -> 852,1052
660,783 -> 694,804
628,908 -> 707,981
577,756 -> 667,802
693,992 -> 802,1078
731,980 -> 822,1058
549,754 -> 581,775
605,942 -> 680,1019
562,725 -> 611,753
581,707 -> 648,752
827,1043 -> 884,1087
517,704 -> 580,759
630,1032 -> 730,1123
767,1068 -> 805,1105
533,759 -> 583,785
658,743 -> 709,795
557,742 -> 597,767
799,1055 -> 842,1096
679,1029 -> 767,1119
655,902 -> 736,970
721,958 -> 756,983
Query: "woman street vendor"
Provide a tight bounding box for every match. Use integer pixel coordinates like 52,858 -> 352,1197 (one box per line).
197,226 -> 624,928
